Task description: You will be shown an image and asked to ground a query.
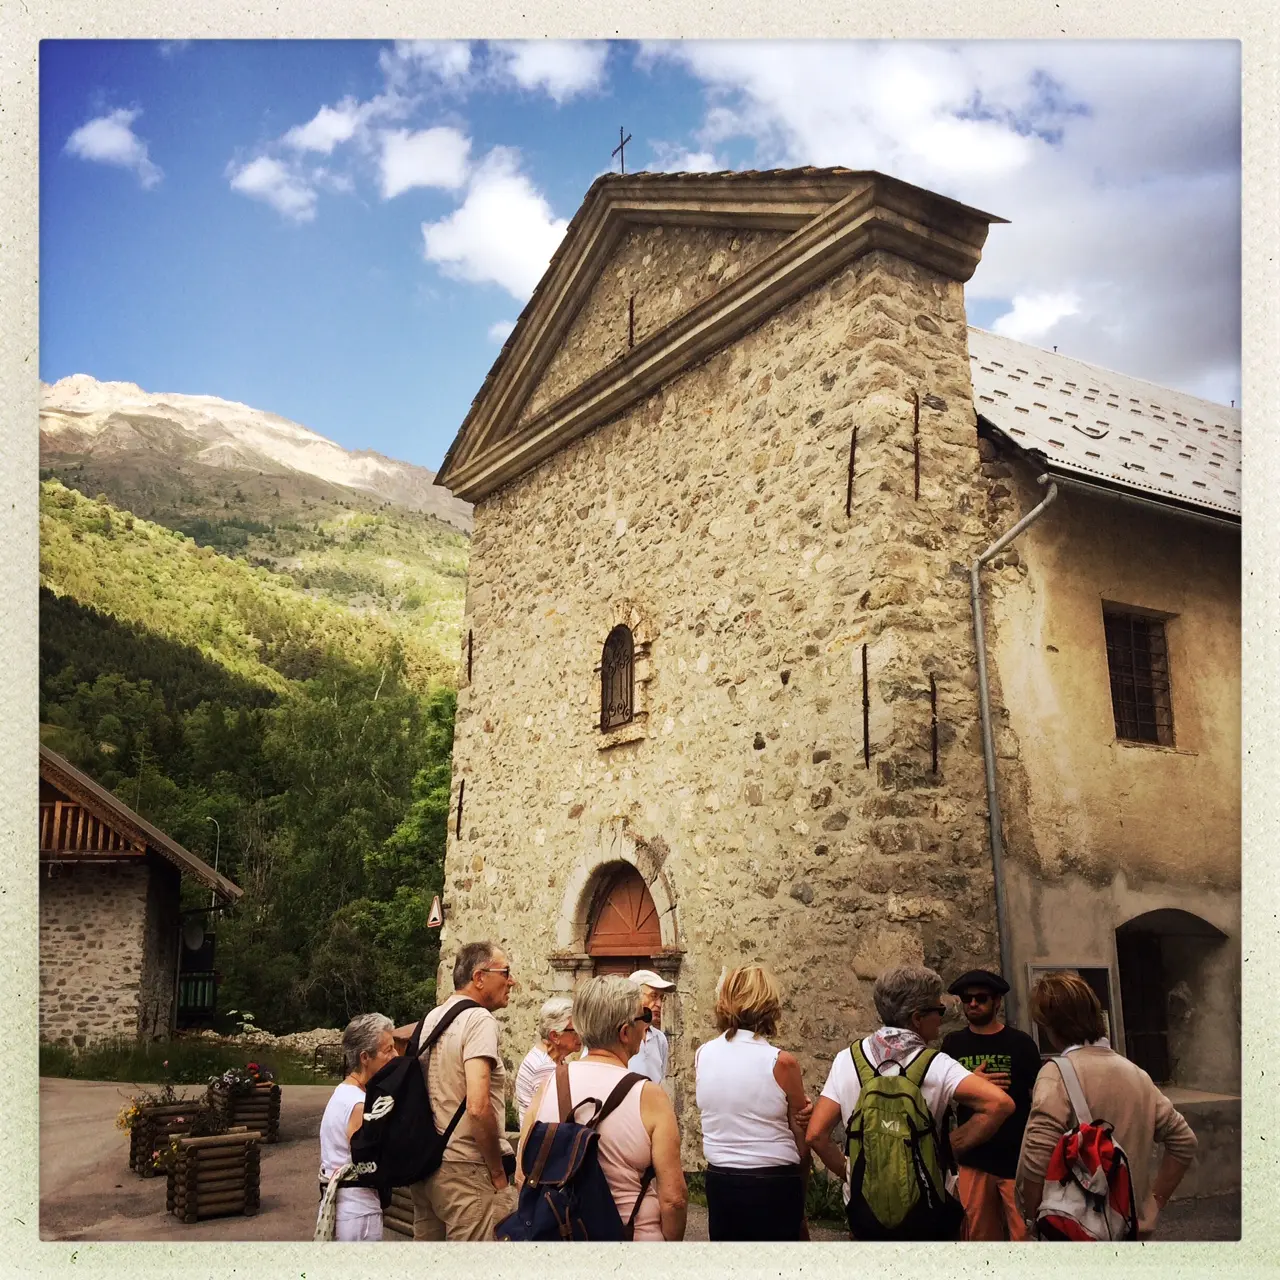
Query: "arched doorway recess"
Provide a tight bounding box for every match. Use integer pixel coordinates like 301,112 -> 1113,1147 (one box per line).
1116,908 -> 1230,1087
586,863 -> 662,977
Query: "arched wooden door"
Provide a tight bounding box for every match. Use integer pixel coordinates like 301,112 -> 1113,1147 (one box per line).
586,864 -> 661,977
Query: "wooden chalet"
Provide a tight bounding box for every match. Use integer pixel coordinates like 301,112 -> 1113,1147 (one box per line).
39,745 -> 241,1046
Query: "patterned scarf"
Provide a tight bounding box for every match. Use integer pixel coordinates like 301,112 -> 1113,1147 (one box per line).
314,1164 -> 358,1242
865,1025 -> 929,1069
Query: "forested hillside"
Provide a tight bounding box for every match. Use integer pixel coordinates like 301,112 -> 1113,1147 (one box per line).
39,479 -> 465,1031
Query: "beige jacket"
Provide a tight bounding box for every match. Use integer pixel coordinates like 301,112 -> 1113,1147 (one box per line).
1015,1046 -> 1197,1235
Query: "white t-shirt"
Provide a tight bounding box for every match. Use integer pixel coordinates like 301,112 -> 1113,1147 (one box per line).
819,1030 -> 970,1204
628,1026 -> 669,1083
515,1044 -> 555,1125
318,1081 -> 381,1218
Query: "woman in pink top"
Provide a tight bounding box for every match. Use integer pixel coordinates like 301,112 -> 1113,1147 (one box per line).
518,975 -> 688,1241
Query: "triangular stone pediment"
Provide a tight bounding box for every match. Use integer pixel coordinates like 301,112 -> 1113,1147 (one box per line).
436,169 -> 1003,503
513,221 -> 794,434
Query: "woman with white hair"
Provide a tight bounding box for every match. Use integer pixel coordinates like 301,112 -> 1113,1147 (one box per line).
316,1012 -> 396,1241
518,975 -> 688,1240
514,996 -> 582,1125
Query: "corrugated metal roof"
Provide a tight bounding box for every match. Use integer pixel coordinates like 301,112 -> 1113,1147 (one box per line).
968,328 -> 1240,519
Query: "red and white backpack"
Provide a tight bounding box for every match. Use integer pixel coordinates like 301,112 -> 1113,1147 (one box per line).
1035,1055 -> 1139,1242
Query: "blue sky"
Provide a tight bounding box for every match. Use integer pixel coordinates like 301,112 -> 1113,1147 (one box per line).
40,40 -> 1241,472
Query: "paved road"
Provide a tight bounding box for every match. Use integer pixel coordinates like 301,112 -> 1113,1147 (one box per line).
40,1078 -> 1239,1243
40,1078 -> 334,1241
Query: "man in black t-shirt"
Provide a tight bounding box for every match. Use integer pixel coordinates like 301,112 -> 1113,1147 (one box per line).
941,969 -> 1042,1241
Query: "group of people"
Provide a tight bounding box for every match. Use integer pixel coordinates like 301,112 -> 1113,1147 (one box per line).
317,940 -> 1199,1242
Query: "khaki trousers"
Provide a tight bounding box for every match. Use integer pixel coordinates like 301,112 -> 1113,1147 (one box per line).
958,1166 -> 1031,1242
410,1161 -> 517,1241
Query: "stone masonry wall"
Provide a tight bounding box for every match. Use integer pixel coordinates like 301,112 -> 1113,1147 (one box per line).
40,861 -> 149,1046
444,231 -> 1003,1159
517,225 -> 790,428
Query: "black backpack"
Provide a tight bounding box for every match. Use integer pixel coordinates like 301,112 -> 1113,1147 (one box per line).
495,1063 -> 656,1241
348,998 -> 480,1204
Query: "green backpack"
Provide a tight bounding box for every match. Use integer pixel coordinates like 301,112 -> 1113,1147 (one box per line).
844,1042 -> 964,1240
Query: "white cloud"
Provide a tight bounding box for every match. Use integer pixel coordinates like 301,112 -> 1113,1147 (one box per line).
283,100 -> 369,154
312,166 -> 356,195
228,156 -> 317,222
157,41 -> 191,58
638,40 -> 1241,404
421,148 -> 568,300
992,291 -> 1081,343
379,126 -> 471,199
488,320 -> 516,344
490,41 -> 608,104
380,40 -> 473,90
646,143 -> 720,173
65,108 -> 161,189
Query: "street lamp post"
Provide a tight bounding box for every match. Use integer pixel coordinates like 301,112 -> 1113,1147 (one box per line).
205,816 -> 220,910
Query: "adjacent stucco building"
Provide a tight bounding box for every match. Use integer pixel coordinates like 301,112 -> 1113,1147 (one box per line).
39,745 -> 241,1047
431,168 -> 1240,1175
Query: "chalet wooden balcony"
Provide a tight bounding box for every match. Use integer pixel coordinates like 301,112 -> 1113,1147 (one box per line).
40,801 -> 143,858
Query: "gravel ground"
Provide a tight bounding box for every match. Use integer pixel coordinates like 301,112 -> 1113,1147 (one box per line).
39,1078 -> 1239,1243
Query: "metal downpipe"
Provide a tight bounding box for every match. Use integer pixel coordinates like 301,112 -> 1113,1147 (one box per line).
969,474 -> 1058,1028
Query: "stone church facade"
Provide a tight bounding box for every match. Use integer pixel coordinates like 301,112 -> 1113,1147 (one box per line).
433,168 -> 1240,1172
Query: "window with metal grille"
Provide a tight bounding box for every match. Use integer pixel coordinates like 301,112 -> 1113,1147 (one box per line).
1103,608 -> 1174,746
601,626 -> 634,732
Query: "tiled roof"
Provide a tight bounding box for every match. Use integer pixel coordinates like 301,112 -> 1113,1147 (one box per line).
968,328 -> 1240,520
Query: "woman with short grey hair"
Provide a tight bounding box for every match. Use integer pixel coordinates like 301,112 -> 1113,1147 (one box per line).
517,976 -> 689,1240
514,996 -> 582,1125
538,995 -> 575,1041
872,965 -> 948,1030
317,1012 -> 396,1241
805,965 -> 1015,1239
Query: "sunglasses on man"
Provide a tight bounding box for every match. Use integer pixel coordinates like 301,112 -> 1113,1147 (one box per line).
960,991 -> 995,1005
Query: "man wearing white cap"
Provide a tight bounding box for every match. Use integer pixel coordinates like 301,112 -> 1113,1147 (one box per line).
627,969 -> 675,1084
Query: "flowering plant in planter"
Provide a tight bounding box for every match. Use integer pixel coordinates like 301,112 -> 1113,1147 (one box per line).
115,1079 -> 178,1132
209,1062 -> 276,1096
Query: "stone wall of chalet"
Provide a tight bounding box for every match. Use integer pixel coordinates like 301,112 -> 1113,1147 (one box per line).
40,861 -> 150,1046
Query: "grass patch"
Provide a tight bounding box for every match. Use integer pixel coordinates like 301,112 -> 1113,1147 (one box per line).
805,1167 -> 847,1225
39,1037 -> 325,1087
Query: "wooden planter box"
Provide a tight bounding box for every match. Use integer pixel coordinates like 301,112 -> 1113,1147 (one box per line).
166,1132 -> 262,1223
129,1102 -> 210,1177
206,1081 -> 281,1144
383,1186 -> 415,1239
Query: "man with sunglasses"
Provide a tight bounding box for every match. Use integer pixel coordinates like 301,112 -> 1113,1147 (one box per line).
408,940 -> 519,1241
941,969 -> 1042,1241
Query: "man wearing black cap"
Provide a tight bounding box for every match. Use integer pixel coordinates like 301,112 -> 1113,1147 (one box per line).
941,970 -> 1042,1241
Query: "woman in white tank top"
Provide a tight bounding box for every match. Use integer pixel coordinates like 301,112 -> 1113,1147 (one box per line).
518,975 -> 689,1241
317,1013 -> 397,1241
695,965 -> 813,1240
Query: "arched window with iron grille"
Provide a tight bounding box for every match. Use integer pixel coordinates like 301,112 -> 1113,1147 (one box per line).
601,625 -> 635,731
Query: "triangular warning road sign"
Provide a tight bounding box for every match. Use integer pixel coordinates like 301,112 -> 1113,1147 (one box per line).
427,895 -> 443,928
